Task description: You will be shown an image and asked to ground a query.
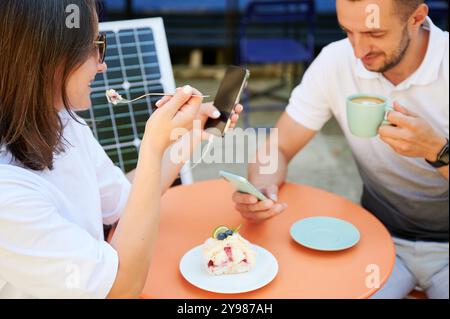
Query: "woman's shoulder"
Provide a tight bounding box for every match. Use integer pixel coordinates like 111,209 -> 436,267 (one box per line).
0,165 -> 62,225
0,165 -> 53,201
0,163 -> 38,180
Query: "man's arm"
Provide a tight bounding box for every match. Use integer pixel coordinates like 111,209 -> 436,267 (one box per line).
249,112 -> 317,188
233,112 -> 317,222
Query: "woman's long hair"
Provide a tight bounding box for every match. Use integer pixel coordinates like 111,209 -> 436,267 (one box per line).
0,0 -> 98,170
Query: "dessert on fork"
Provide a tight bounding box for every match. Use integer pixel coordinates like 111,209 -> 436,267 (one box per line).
105,89 -> 124,105
203,225 -> 256,276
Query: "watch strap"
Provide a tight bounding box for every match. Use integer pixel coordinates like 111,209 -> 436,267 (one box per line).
426,139 -> 449,168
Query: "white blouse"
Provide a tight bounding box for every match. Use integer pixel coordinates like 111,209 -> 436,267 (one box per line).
0,110 -> 131,298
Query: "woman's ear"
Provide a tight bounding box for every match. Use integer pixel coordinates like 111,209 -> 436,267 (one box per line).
97,62 -> 107,73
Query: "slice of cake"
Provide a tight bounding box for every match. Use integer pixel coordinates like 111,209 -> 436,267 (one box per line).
203,225 -> 256,276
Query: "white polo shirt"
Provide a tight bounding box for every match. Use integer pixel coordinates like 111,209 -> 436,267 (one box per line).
0,110 -> 131,298
286,18 -> 449,242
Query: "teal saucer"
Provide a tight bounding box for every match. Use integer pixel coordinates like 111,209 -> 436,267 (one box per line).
290,217 -> 361,251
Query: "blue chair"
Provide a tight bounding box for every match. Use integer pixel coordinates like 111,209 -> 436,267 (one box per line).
238,0 -> 316,128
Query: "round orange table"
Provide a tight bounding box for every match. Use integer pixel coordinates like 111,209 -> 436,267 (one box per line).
142,180 -> 395,299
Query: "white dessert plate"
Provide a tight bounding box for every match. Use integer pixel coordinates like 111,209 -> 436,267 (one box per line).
179,244 -> 278,294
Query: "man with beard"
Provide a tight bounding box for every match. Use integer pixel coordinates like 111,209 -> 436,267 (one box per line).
233,0 -> 449,299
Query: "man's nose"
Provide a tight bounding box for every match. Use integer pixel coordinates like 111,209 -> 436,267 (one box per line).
353,35 -> 371,59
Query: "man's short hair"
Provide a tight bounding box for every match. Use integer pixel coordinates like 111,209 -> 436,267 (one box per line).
394,0 -> 425,20
348,0 -> 425,20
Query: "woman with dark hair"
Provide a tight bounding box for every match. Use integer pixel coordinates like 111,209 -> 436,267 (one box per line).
0,0 -> 242,298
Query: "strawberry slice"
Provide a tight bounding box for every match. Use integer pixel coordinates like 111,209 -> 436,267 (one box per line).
224,246 -> 233,262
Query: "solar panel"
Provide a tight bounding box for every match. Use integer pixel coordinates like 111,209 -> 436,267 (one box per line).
77,18 -> 193,183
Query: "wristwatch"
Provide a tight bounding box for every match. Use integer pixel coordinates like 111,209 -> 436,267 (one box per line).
426,139 -> 449,168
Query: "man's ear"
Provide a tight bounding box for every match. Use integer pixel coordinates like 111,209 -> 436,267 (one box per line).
411,4 -> 429,28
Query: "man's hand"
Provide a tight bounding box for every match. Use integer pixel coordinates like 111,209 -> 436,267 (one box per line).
379,102 -> 447,162
232,184 -> 288,223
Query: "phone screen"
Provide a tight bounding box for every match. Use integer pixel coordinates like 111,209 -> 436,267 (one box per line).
205,66 -> 249,136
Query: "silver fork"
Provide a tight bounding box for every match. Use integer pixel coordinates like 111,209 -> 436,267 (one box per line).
108,92 -> 210,105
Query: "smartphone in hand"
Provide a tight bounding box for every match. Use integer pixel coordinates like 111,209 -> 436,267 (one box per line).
205,66 -> 250,137
219,170 -> 268,202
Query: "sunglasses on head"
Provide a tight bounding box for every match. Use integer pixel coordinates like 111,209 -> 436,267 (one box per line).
94,33 -> 107,64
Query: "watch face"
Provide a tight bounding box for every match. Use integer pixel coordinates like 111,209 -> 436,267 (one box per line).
438,142 -> 450,165
441,149 -> 449,165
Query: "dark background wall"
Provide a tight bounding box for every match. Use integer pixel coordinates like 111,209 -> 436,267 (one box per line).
99,0 -> 449,65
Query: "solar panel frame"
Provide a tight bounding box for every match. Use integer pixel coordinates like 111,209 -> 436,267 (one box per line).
77,18 -> 193,184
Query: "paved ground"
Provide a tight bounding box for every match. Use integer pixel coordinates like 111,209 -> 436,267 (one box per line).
175,75 -> 363,204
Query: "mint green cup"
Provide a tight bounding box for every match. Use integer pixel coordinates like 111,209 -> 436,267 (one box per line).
346,94 -> 392,138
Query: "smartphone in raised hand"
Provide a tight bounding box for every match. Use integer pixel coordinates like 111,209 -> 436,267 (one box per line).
205,66 -> 250,137
219,170 -> 268,202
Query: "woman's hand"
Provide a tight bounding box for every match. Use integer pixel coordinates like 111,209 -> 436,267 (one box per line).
142,85 -> 202,155
156,88 -> 244,141
196,102 -> 243,139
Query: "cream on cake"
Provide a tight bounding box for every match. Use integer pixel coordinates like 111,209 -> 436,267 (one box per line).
203,226 -> 256,276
